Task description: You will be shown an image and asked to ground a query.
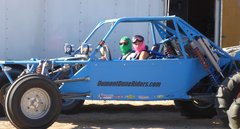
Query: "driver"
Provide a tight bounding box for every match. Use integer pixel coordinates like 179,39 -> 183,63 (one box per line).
119,36 -> 135,60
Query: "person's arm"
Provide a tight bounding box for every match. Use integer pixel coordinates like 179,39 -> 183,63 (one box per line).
139,51 -> 149,60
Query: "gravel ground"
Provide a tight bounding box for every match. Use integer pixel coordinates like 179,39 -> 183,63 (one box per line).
0,100 -> 229,129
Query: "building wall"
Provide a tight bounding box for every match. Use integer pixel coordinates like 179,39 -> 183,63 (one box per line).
221,0 -> 240,47
0,0 -> 166,59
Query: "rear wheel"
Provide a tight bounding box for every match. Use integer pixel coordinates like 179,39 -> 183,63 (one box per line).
174,99 -> 216,118
5,74 -> 61,129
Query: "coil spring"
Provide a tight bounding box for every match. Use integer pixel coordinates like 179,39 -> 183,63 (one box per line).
207,74 -> 219,92
36,63 -> 42,74
166,47 -> 174,55
165,42 -> 176,56
193,47 -> 209,69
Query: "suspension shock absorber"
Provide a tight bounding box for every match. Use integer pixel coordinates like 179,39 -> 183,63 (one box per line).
190,40 -> 218,89
190,41 -> 209,69
36,62 -> 43,74
207,74 -> 219,91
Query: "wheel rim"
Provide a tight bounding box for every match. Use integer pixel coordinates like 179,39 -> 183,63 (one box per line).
20,88 -> 51,119
192,100 -> 212,109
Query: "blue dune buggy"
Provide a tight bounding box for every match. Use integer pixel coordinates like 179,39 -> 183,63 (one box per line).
0,16 -> 240,129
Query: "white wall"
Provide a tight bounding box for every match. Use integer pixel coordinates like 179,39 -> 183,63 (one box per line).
0,0 -> 166,59
0,0 -> 5,58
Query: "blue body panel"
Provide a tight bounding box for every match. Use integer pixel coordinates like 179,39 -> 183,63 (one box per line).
60,58 -> 229,100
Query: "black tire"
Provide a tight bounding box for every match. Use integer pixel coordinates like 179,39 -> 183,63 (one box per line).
61,99 -> 85,114
5,74 -> 61,129
0,68 -> 22,117
174,99 -> 216,118
216,73 -> 240,129
216,108 -> 229,127
52,59 -> 85,115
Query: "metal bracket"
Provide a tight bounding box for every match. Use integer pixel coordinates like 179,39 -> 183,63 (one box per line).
54,76 -> 90,84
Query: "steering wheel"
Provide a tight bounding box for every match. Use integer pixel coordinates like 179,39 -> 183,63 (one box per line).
99,45 -> 112,60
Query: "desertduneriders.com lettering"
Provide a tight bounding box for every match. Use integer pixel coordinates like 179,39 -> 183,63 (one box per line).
97,81 -> 161,87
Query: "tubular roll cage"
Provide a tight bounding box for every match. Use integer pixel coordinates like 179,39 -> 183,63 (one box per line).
77,16 -> 231,59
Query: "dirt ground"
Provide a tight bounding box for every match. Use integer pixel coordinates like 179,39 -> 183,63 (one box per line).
0,100 -> 229,129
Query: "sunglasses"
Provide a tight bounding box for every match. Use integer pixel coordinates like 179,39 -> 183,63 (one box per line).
132,37 -> 143,43
133,40 -> 142,45
119,42 -> 128,45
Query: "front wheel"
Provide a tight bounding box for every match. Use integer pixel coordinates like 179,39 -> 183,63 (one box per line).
5,74 -> 61,129
61,99 -> 85,114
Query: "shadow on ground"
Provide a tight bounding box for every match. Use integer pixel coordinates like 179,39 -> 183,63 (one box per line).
55,104 -> 228,129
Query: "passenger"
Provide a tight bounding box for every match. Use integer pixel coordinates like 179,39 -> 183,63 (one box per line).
131,35 -> 149,60
119,36 -> 135,60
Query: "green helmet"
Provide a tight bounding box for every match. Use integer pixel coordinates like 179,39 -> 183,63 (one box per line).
119,36 -> 132,55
